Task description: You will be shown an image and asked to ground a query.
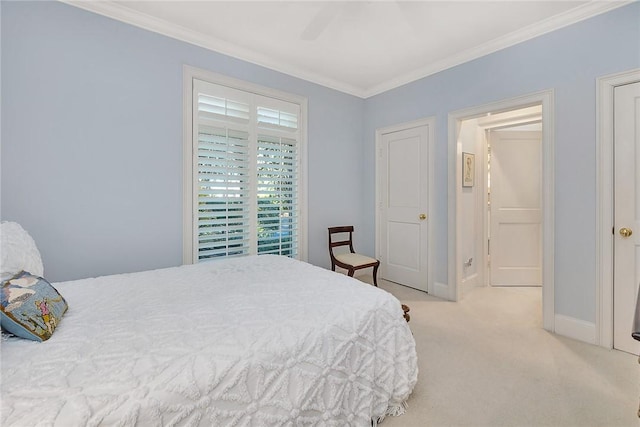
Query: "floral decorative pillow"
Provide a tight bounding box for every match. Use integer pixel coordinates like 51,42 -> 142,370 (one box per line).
1,271 -> 68,341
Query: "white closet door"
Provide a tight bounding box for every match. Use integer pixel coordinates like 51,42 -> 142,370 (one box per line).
613,81 -> 640,355
379,125 -> 429,291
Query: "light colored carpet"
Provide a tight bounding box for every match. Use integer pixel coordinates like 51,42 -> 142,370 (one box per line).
359,276 -> 638,427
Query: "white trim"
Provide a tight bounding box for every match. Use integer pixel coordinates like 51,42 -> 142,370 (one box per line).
433,282 -> 449,299
182,65 -> 309,265
182,67 -> 195,264
481,128 -> 490,288
375,117 -> 436,295
461,273 -> 480,295
448,90 -> 555,333
61,0 -> 362,98
555,314 -> 597,345
61,0 -> 631,99
596,68 -> 640,349
363,2 -> 630,98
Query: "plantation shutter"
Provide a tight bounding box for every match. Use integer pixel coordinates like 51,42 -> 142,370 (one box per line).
192,79 -> 301,261
194,80 -> 252,260
256,99 -> 300,256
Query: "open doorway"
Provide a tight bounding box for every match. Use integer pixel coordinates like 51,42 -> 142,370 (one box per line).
458,106 -> 542,292
482,107 -> 542,289
448,91 -> 554,332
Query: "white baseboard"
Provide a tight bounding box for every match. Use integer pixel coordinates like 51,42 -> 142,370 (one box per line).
554,314 -> 596,344
432,281 -> 449,300
462,273 -> 479,290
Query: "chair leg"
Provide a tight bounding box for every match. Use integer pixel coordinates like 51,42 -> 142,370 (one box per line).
347,268 -> 355,277
331,262 -> 336,271
372,263 -> 379,287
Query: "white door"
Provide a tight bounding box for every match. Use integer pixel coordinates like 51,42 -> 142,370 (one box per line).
489,131 -> 542,286
379,125 -> 429,291
613,81 -> 640,355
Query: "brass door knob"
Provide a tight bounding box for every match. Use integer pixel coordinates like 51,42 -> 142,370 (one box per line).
620,227 -> 633,238
419,214 -> 427,220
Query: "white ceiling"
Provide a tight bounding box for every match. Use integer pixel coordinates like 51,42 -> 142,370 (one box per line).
65,1 -> 630,98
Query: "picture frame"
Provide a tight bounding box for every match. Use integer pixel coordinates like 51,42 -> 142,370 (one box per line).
462,152 -> 475,187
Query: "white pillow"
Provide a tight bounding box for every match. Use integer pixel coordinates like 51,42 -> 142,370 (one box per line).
1,221 -> 44,278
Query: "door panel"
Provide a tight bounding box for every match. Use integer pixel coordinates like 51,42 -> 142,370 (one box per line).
613,81 -> 640,355
380,126 -> 429,291
490,131 -> 542,286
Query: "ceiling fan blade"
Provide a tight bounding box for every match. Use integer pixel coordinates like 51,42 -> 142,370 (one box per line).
301,4 -> 339,41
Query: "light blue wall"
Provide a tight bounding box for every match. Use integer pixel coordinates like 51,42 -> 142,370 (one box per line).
1,1 -> 364,281
363,2 -> 640,322
3,1 -> 639,324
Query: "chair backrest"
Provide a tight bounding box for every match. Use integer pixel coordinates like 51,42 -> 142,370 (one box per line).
328,226 -> 355,255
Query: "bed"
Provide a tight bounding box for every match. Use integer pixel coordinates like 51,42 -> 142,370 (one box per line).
1,234 -> 418,426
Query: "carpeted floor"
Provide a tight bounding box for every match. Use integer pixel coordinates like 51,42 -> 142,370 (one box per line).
360,276 -> 638,427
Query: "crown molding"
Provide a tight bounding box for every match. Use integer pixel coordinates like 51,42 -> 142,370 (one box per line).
60,0 -> 366,97
363,1 -> 634,98
61,0 -> 632,100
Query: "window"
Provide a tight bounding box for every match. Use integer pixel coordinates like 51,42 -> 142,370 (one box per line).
183,67 -> 307,264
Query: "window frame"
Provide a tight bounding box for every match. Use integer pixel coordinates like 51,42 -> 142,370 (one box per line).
183,65 -> 308,264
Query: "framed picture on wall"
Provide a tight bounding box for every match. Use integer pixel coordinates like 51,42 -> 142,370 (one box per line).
462,152 -> 475,187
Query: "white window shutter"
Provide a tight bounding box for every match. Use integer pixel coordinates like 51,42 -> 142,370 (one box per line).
257,134 -> 298,256
192,79 -> 301,261
194,80 -> 252,260
197,125 -> 251,259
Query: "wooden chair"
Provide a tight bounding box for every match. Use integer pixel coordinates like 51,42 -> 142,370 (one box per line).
328,226 -> 380,286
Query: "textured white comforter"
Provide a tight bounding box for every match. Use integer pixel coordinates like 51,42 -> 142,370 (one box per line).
1,255 -> 417,426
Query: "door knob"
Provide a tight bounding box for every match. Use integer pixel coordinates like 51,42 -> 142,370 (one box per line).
620,227 -> 633,237
419,214 -> 427,220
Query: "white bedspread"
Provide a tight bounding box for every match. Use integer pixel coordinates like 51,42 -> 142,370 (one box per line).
1,255 -> 417,426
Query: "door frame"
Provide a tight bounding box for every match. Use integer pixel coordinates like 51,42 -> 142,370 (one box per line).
448,90 -> 555,332
596,68 -> 640,349
375,117 -> 436,295
458,108 -> 542,292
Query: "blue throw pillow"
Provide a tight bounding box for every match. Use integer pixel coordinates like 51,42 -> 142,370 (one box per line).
1,271 -> 68,341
